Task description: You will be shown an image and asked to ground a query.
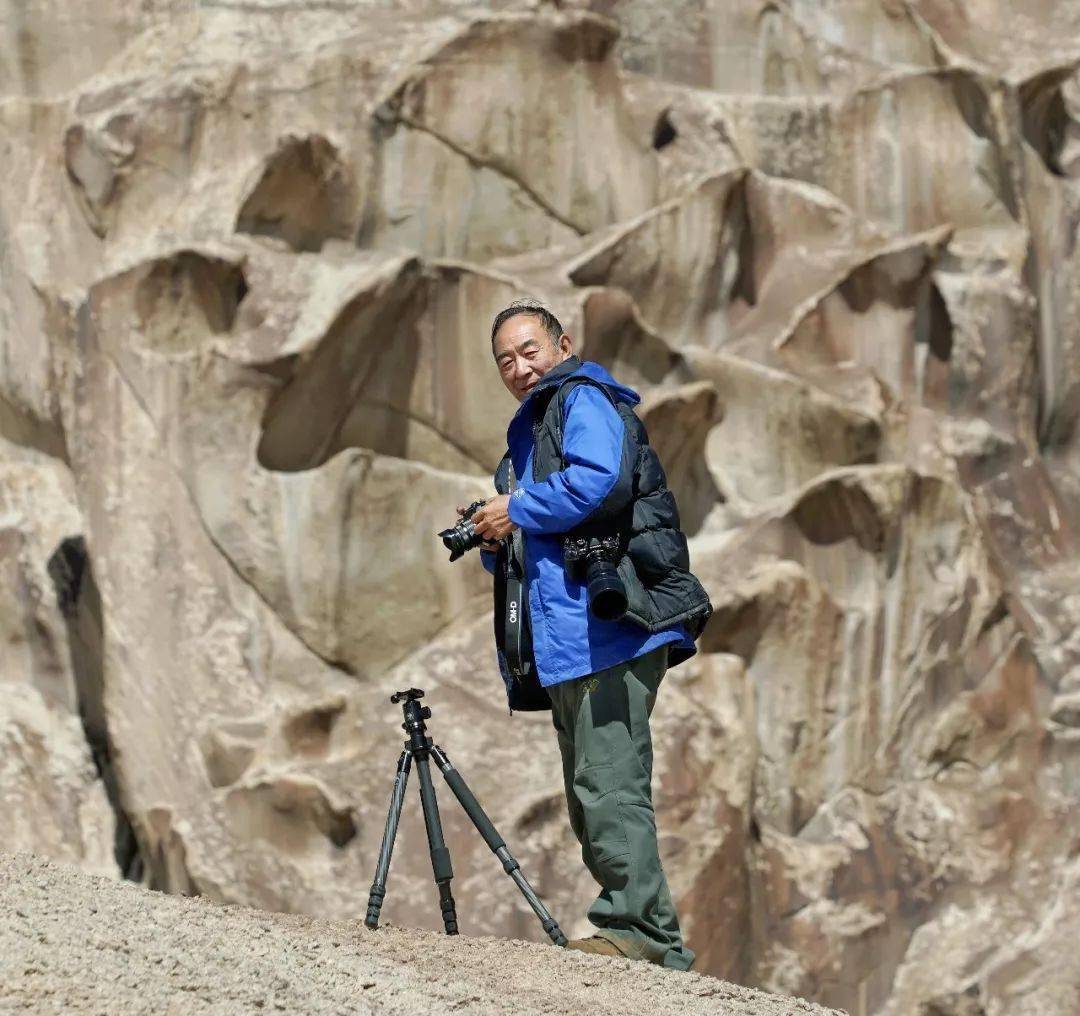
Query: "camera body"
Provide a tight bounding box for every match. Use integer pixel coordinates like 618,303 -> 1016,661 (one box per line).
562,531 -> 627,621
562,533 -> 621,572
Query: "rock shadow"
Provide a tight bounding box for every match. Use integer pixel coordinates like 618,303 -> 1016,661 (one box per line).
46,536 -> 144,882
236,134 -> 358,252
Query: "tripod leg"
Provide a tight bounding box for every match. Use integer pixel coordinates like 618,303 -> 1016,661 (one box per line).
430,745 -> 567,947
414,753 -> 459,935
365,749 -> 411,929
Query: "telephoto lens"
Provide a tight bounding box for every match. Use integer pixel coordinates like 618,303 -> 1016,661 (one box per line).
438,499 -> 489,562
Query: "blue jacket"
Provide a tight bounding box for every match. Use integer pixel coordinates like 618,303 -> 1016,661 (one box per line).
480,360 -> 695,687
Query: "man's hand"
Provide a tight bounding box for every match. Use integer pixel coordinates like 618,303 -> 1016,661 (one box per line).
456,495 -> 518,548
453,496 -> 507,550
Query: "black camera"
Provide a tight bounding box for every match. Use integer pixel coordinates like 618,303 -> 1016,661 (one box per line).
563,533 -> 627,621
438,499 -> 490,562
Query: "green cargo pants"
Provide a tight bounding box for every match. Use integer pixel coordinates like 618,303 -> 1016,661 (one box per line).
547,644 -> 695,970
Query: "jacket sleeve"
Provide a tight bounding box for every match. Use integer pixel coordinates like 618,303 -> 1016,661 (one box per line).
506,384 -> 627,534
479,548 -> 497,575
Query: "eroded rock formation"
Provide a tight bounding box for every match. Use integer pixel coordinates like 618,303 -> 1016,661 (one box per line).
3,2 -> 1080,1014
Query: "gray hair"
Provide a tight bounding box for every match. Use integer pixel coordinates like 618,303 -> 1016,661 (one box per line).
489,300 -> 564,352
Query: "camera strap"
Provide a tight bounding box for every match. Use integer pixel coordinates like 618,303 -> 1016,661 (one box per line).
503,463 -> 532,678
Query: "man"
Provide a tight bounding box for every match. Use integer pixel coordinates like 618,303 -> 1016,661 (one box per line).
462,300 -> 711,970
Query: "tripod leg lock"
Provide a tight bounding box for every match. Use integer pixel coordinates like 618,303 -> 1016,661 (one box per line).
495,845 -> 519,875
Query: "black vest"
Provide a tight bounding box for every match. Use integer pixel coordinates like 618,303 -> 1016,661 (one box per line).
491,359 -> 713,710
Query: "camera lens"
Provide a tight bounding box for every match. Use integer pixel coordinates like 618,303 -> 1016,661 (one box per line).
439,520 -> 482,562
586,559 -> 627,620
439,499 -> 491,562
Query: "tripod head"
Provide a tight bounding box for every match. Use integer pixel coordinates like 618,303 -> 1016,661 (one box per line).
391,687 -> 432,744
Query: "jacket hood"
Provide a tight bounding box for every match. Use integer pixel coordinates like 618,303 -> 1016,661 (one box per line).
573,359 -> 641,406
512,356 -> 640,422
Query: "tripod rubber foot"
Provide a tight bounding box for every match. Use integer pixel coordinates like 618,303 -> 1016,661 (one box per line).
365,886 -> 385,929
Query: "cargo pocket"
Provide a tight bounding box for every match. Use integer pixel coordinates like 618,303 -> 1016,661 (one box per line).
573,762 -> 630,865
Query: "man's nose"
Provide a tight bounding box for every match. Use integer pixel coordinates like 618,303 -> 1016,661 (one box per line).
512,358 -> 530,379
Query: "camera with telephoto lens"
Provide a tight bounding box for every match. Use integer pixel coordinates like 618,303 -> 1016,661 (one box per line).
438,499 -> 490,562
562,533 -> 627,621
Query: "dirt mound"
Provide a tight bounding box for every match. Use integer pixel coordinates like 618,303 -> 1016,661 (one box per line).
0,852 -> 840,1015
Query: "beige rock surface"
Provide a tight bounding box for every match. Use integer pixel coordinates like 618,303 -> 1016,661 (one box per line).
2,2 -> 1080,1015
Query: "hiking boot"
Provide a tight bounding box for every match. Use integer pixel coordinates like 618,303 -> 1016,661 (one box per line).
564,936 -> 639,961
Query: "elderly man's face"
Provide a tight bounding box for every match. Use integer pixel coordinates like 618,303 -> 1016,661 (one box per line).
492,314 -> 573,403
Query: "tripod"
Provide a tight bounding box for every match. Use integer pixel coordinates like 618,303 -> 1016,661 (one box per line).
365,688 -> 567,946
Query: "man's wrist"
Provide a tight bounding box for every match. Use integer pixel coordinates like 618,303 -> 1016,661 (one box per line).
506,491 -> 527,527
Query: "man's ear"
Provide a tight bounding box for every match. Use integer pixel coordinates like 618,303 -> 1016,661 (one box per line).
558,333 -> 574,359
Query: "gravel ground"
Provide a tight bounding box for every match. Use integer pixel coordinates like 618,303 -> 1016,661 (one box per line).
0,852 -> 843,1015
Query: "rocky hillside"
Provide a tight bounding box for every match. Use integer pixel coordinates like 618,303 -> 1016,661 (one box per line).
0,851 -> 840,1015
2,2 -> 1080,1014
